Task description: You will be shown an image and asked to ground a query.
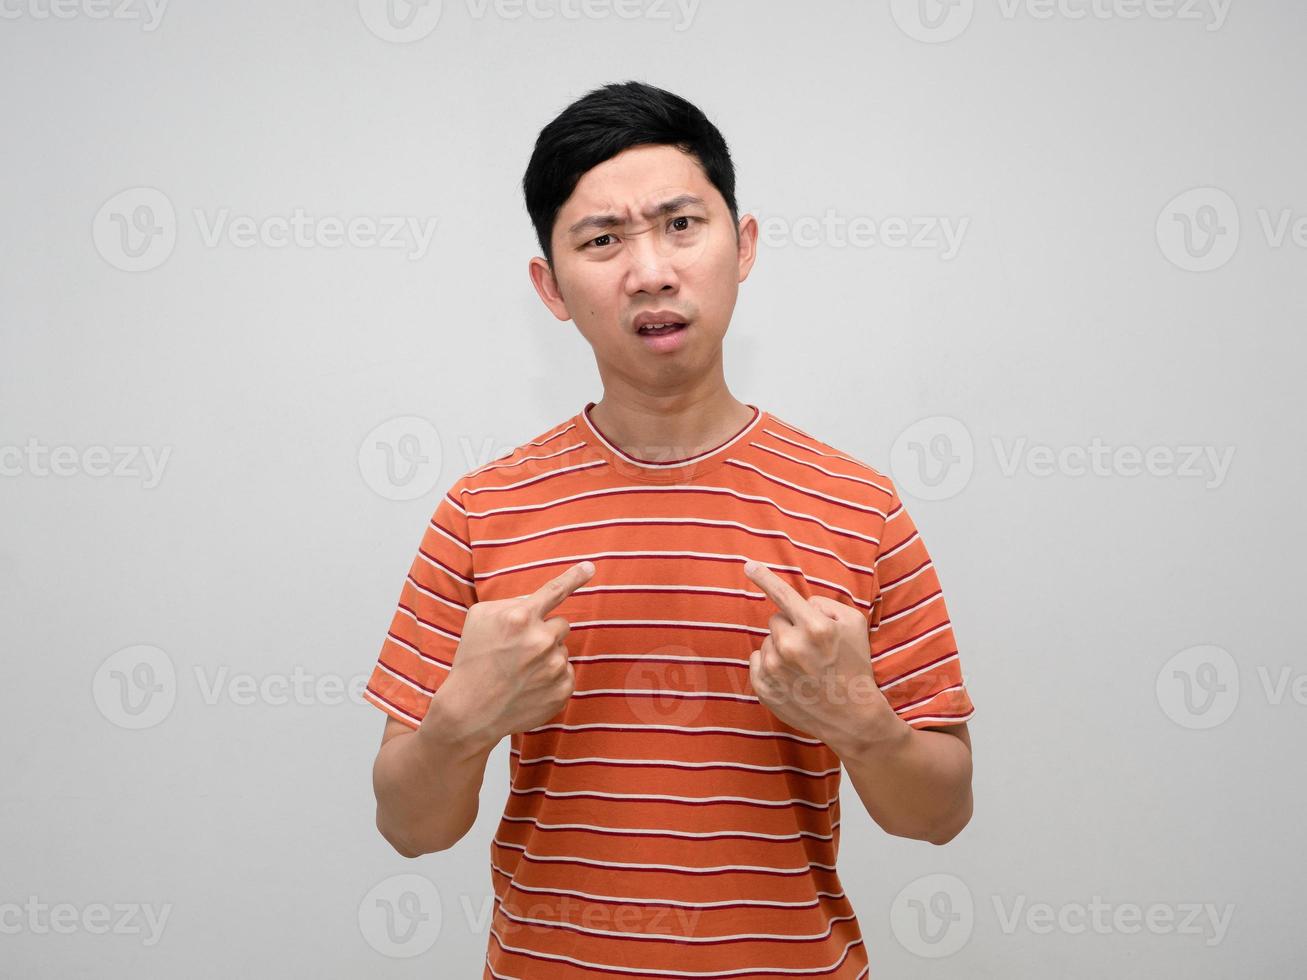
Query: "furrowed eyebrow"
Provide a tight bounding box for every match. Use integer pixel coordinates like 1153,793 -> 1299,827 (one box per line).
567,194 -> 707,238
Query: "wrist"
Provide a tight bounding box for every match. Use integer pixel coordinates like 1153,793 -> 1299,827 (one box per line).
830,703 -> 913,759
416,680 -> 500,760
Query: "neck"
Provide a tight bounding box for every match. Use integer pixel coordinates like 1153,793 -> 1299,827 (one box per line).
586,388 -> 755,464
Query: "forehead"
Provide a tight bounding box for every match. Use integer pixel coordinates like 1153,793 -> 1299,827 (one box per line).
556,144 -> 717,226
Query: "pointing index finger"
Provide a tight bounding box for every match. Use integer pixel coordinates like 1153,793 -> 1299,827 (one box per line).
525,560 -> 596,618
743,559 -> 810,624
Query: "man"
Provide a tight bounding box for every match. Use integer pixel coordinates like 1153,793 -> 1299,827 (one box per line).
366,80 -> 975,979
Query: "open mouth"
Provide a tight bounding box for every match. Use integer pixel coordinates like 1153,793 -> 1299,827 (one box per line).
636,322 -> 687,336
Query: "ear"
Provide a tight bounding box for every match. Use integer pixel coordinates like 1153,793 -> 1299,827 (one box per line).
528,255 -> 573,322
735,213 -> 759,284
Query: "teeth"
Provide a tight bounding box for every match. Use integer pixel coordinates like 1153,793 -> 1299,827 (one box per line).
639,322 -> 679,332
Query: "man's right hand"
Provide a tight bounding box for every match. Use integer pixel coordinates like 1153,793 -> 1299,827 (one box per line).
429,559 -> 596,749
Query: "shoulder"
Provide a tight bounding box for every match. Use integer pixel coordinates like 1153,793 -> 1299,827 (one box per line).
760,410 -> 899,512
448,412 -> 586,500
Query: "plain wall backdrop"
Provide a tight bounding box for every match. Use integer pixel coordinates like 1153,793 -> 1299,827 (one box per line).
1,0 -> 1303,976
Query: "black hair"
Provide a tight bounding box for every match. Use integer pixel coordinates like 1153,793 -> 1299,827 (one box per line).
522,80 -> 739,268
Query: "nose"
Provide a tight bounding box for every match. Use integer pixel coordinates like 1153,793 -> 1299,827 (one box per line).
623,226 -> 681,296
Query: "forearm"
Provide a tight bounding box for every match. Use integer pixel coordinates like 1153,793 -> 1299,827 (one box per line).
372,688 -> 499,857
829,712 -> 973,845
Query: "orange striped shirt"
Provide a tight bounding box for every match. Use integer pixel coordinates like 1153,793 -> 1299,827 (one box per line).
364,402 -> 976,979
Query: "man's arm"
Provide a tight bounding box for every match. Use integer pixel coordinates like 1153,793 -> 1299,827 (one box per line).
828,719 -> 973,845
372,686 -> 498,858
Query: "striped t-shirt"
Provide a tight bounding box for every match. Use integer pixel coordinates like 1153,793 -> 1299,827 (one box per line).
364,401 -> 976,979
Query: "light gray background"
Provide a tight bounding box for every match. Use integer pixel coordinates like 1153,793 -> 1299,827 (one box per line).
2,0 -> 1302,976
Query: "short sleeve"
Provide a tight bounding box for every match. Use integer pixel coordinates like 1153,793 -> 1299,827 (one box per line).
362,483 -> 477,730
867,478 -> 975,730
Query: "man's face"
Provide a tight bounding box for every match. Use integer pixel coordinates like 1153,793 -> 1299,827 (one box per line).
528,143 -> 758,389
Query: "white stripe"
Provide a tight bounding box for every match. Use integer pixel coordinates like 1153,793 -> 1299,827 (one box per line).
362,687 -> 422,726
909,708 -> 974,726
463,458 -> 608,494
373,660 -> 437,695
510,750 -> 841,778
877,590 -> 943,626
395,604 -> 460,644
895,684 -> 965,715
478,552 -> 868,609
750,441 -> 892,496
489,864 -> 845,907
468,441 -> 587,477
571,687 -> 761,703
415,548 -> 474,587
878,653 -> 960,691
879,560 -> 932,595
494,900 -> 858,944
524,721 -> 824,745
466,423 -> 580,479
498,814 -> 840,843
381,630 -> 450,671
474,515 -> 874,577
761,426 -> 873,471
724,458 -> 888,518
467,484 -> 881,546
493,840 -> 838,874
489,929 -> 865,977
566,616 -> 767,635
870,621 -> 952,663
427,520 -> 471,554
875,530 -> 918,567
509,787 -> 840,809
569,653 -> 750,667
404,573 -> 469,612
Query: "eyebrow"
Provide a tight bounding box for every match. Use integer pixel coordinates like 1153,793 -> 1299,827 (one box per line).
566,194 -> 707,238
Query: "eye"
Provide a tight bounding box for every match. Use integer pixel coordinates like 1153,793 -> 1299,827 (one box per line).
585,233 -> 616,250
669,216 -> 698,232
